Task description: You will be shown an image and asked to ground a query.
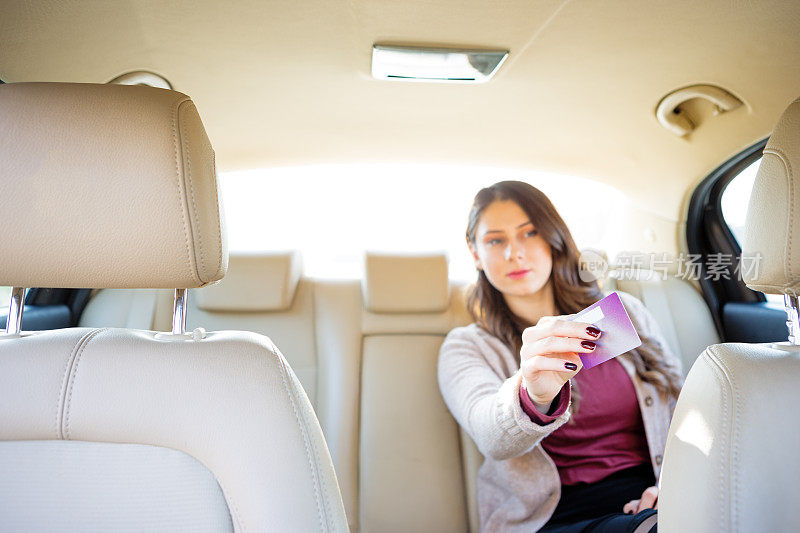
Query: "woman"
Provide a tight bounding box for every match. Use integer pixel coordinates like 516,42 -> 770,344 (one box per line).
438,181 -> 683,533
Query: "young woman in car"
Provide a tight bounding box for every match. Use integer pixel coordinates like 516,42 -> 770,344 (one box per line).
438,180 -> 683,533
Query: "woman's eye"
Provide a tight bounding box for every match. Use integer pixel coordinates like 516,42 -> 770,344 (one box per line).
487,238 -> 502,246
526,229 -> 538,237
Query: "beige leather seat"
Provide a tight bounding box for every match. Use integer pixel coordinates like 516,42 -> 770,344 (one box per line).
308,253 -> 473,532
79,252 -> 319,401
0,82 -> 347,532
658,98 -> 800,532
188,251 -> 322,402
74,247 -> 724,531
605,269 -> 720,374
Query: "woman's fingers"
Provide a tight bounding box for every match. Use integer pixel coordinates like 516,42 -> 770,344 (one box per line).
520,335 -> 597,361
522,319 -> 601,345
623,499 -> 639,515
636,486 -> 658,513
521,353 -> 583,373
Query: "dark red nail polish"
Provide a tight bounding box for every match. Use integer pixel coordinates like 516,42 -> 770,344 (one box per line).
586,326 -> 601,337
581,340 -> 596,350
564,362 -> 578,370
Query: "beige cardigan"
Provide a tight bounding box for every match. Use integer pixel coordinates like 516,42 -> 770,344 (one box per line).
438,291 -> 683,533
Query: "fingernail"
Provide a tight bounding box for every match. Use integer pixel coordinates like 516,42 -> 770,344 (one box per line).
564,362 -> 578,370
586,326 -> 601,337
581,340 -> 596,350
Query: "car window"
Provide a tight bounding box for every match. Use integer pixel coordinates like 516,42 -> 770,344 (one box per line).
219,164 -> 628,281
720,157 -> 760,244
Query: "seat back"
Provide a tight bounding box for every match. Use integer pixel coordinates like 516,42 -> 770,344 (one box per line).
659,97 -> 800,532
312,253 -> 473,532
0,83 -> 347,532
189,251 -> 320,402
605,269 -> 720,374
357,253 -> 472,532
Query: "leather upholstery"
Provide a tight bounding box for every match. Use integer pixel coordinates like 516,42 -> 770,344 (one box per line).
605,270 -> 720,373
660,96 -> 800,533
659,343 -> 800,532
363,253 -> 449,313
360,335 -> 468,532
742,97 -> 800,294
189,277 -> 319,404
0,83 -> 348,532
76,251 -> 723,532
0,440 -> 233,532
0,82 -> 227,289
0,328 -> 348,532
196,252 -> 303,311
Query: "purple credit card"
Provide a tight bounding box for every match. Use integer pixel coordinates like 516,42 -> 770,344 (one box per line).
570,292 -> 642,369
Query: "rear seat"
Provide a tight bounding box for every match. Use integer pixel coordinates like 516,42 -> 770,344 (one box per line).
187,251 -> 320,402
77,250 -> 720,532
604,269 -> 720,373
78,288 -> 171,330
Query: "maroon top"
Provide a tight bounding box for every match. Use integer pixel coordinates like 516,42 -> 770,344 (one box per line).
519,359 -> 650,486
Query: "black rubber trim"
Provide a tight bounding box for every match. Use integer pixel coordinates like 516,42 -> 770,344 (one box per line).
686,138 -> 767,340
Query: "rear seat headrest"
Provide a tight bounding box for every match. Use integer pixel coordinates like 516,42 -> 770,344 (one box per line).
0,82 -> 226,289
363,253 -> 449,313
195,252 -> 303,312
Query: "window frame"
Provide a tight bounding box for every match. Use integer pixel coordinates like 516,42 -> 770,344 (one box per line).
685,138 -> 767,337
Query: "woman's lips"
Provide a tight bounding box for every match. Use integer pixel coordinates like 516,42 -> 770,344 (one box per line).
507,269 -> 531,280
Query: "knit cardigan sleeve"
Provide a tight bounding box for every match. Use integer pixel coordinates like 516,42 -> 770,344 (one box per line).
437,326 -> 572,461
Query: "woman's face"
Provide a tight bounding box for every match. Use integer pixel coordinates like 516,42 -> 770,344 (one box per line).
470,200 -> 553,297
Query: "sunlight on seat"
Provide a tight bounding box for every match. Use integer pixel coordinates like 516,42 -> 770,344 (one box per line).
674,409 -> 714,457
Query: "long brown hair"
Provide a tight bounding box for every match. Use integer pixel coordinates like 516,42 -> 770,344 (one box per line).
465,181 -> 682,413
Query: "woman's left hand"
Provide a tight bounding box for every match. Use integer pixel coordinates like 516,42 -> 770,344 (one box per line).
623,486 -> 658,514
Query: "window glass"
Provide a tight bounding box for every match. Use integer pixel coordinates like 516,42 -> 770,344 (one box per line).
720,157 -> 760,244
219,164 -> 629,280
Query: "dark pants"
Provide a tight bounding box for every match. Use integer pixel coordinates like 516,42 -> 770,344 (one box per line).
539,463 -> 658,533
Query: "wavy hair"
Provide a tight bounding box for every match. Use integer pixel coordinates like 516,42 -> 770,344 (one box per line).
465,181 -> 682,414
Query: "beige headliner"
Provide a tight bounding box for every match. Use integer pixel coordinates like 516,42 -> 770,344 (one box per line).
1,0 -> 799,229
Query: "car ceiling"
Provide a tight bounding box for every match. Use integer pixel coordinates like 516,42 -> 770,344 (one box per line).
1,0 -> 799,224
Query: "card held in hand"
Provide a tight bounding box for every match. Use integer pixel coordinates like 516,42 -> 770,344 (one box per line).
569,292 -> 642,369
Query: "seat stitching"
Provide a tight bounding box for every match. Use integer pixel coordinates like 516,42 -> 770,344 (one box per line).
709,348 -> 742,532
301,366 -> 335,527
172,96 -> 200,285
276,350 -> 327,531
179,101 -> 206,279
62,328 -> 107,440
211,150 -> 224,281
213,474 -> 246,533
55,330 -> 101,439
764,148 -> 793,287
704,346 -> 738,532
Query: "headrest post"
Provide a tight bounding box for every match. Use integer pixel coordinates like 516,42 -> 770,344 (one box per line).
784,294 -> 800,345
172,289 -> 188,335
5,287 -> 26,335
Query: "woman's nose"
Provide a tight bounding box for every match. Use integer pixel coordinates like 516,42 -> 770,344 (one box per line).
504,242 -> 524,261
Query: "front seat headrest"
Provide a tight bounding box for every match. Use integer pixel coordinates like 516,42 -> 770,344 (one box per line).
742,97 -> 800,295
0,82 -> 227,289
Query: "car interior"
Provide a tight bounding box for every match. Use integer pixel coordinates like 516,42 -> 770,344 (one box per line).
1,1 -> 799,532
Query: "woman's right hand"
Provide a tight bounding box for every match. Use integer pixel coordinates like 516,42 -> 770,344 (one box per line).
520,317 -> 601,406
